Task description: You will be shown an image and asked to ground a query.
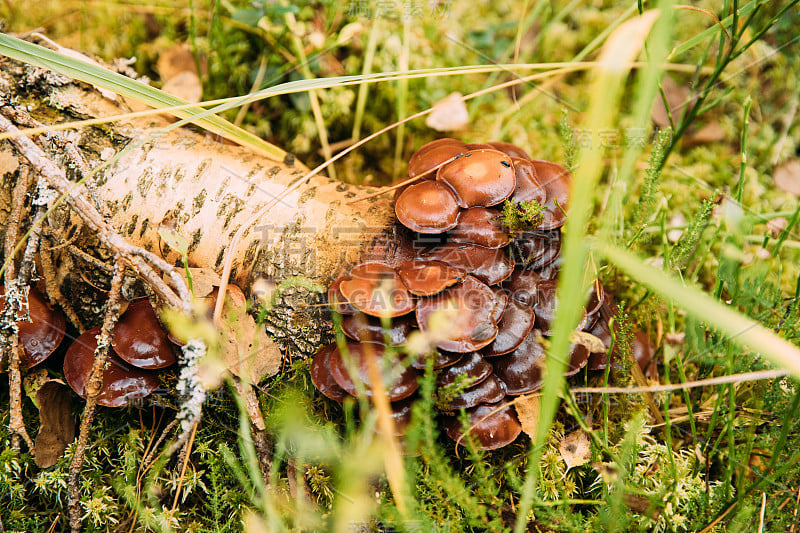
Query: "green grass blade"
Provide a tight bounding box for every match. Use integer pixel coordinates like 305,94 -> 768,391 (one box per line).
669,0 -> 759,58
0,33 -> 288,161
598,240 -> 800,378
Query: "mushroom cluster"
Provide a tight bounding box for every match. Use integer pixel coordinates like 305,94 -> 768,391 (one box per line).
0,285 -> 66,369
63,299 -> 177,407
312,138 -> 654,450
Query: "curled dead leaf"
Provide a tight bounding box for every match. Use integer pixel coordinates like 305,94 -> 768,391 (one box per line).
570,331 -> 606,354
774,159 -> 800,196
513,394 -> 540,439
34,379 -> 76,468
425,92 -> 469,132
558,429 -> 592,470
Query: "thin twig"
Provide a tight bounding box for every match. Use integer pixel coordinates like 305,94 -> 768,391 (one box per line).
2,164 -> 35,451
68,260 -> 125,533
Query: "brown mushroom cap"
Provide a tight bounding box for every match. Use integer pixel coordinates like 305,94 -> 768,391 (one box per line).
483,299 -> 535,357
395,180 -> 461,234
328,274 -> 356,315
310,343 -> 349,402
464,142 -> 496,150
408,138 -> 467,178
421,243 -> 513,286
441,373 -> 506,411
112,300 -> 176,370
489,141 -> 532,160
437,149 -> 516,208
385,397 -> 416,435
513,229 -> 562,270
397,259 -> 465,296
564,343 -> 590,376
338,262 -> 416,317
64,326 -> 161,407
341,313 -> 415,346
410,349 -> 463,370
442,401 -> 522,450
586,313 -> 655,377
328,341 -> 419,401
530,160 -> 572,230
510,158 -> 547,206
491,287 -> 509,323
0,286 -> 66,369
449,207 -> 510,248
492,332 -> 546,395
415,276 -> 499,353
435,351 -> 493,389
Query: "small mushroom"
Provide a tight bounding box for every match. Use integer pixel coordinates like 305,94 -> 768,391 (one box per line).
491,287 -> 509,322
530,160 -> 572,230
441,373 -> 506,411
492,332 -> 545,395
328,341 -> 419,401
513,229 -> 562,270
384,397 -> 416,436
510,158 -> 547,206
448,207 -> 510,248
328,273 -> 356,315
442,401 -> 522,450
408,138 -> 467,178
64,326 -> 161,408
437,149 -> 516,208
421,242 -> 513,286
435,351 -> 493,389
395,180 -> 461,234
397,259 -> 464,296
416,276 -> 499,353
310,343 -> 349,402
338,262 -> 416,317
341,313 -> 415,346
489,141 -> 532,160
112,300 -> 176,369
0,286 -> 66,369
564,343 -> 590,377
483,300 -> 535,357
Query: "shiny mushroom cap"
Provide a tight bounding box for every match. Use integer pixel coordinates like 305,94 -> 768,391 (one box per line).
437,149 -> 516,208
112,300 -> 176,370
512,229 -> 562,270
483,299 -> 535,357
421,242 -> 513,286
327,341 -> 419,402
530,160 -> 573,230
397,259 -> 464,296
435,351 -> 493,389
491,332 -> 546,395
440,373 -> 506,411
0,286 -> 66,369
341,313 -> 416,346
415,276 -> 499,353
410,349 -> 463,370
310,343 -> 349,402
510,158 -> 547,206
338,262 -> 416,317
449,207 -> 510,248
442,401 -> 522,450
64,326 -> 161,407
395,180 -> 461,234
408,138 -> 467,178
489,141 -> 532,160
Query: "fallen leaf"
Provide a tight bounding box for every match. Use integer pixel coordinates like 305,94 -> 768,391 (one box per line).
34,380 -> 75,468
774,159 -> 800,196
570,331 -> 606,354
219,294 -> 281,385
559,429 -> 592,470
683,122 -> 726,146
513,394 -> 540,439
425,92 -> 469,132
162,71 -> 202,104
179,267 -> 221,298
766,217 -> 788,238
156,44 -> 197,82
651,75 -> 690,128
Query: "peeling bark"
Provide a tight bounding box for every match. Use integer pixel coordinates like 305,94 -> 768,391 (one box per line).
0,59 -> 395,357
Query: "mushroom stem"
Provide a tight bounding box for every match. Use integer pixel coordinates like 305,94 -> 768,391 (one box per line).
68,259 -> 125,533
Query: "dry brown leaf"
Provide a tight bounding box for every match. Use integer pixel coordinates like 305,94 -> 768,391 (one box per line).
425,92 -> 469,132
220,298 -> 281,385
180,267 -> 221,298
157,44 -> 197,81
774,159 -> 800,196
513,394 -> 540,439
34,380 -> 75,468
766,217 -> 788,238
684,122 -> 726,147
559,429 -> 592,470
570,331 -> 606,354
652,76 -> 690,128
